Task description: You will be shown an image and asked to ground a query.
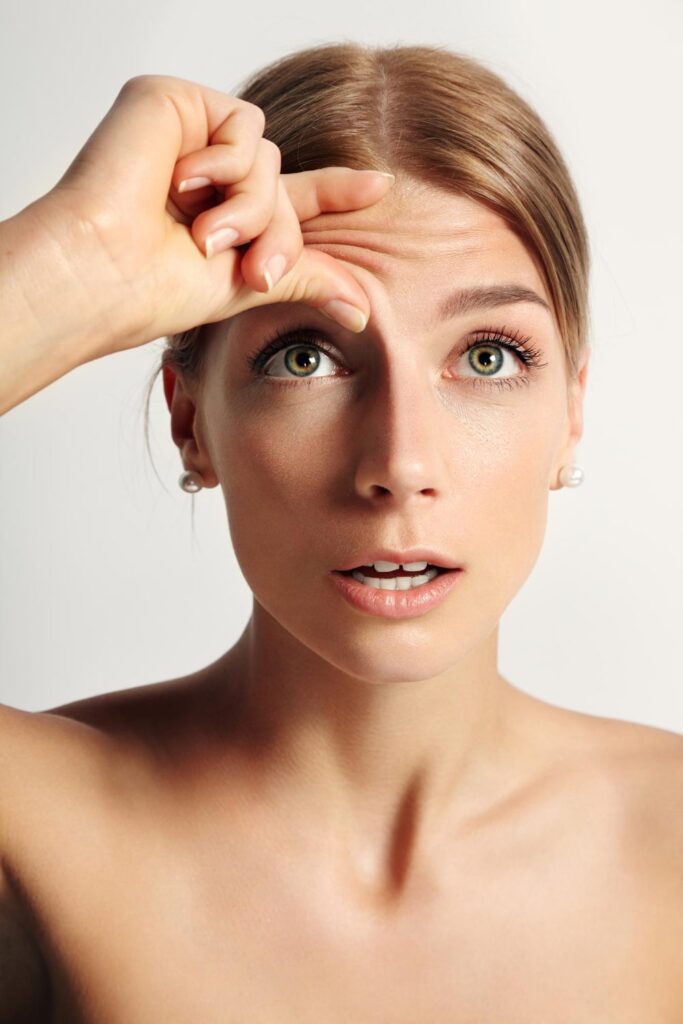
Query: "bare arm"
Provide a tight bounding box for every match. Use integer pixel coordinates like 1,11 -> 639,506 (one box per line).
0,705 -> 52,1023
0,196 -> 145,415
0,75 -> 394,418
0,886 -> 52,1024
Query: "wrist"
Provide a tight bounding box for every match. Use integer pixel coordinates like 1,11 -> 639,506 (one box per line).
5,194 -> 146,360
0,194 -> 150,412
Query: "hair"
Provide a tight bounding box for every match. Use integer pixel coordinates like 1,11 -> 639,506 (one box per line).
143,41 -> 591,466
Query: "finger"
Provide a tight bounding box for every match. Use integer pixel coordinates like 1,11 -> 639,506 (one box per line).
224,245 -> 374,334
172,104 -> 264,190
58,75 -> 266,215
239,176 -> 304,292
166,183 -> 221,225
282,167 -> 395,222
190,137 -> 282,256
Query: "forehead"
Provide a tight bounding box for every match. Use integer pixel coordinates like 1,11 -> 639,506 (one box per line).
298,179 -> 548,301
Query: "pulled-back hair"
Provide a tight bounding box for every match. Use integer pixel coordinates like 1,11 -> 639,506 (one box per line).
143,42 -> 590,457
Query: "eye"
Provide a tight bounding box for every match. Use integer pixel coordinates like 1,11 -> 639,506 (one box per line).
446,328 -> 547,391
458,341 -> 521,379
246,327 -> 343,380
263,342 -> 338,379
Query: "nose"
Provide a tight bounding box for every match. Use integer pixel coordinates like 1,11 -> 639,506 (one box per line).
352,359 -> 449,506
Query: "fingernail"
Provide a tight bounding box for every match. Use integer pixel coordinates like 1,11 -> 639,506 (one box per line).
177,176 -> 212,192
263,254 -> 287,292
321,300 -> 368,333
205,227 -> 240,259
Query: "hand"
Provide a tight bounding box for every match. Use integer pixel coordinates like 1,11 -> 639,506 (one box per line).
47,74 -> 394,355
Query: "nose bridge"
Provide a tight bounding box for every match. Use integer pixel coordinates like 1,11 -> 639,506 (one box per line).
353,346 -> 448,503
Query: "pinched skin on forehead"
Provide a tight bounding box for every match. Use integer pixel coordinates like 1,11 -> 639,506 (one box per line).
296,183 -> 556,338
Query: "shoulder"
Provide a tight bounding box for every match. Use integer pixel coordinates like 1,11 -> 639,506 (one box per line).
600,716 -> 683,991
597,715 -> 683,859
580,711 -> 683,813
0,694 -> 160,1021
547,706 -> 683,917
38,670 -> 214,743
548,704 -> 683,829
518,694 -> 683,864
0,688 -> 174,875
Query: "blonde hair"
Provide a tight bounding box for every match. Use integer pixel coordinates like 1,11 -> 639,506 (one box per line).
144,42 -> 590,454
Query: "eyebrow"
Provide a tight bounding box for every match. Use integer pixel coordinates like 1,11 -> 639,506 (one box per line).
436,283 -> 552,322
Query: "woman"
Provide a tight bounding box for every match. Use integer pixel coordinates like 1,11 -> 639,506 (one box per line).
1,42 -> 682,1023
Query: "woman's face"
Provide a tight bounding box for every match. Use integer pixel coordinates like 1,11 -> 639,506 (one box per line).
182,181 -> 588,683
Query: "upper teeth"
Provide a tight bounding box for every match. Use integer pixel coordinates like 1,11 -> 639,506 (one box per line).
372,560 -> 428,572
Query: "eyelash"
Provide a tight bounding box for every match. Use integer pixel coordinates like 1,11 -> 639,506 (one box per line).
245,323 -> 547,391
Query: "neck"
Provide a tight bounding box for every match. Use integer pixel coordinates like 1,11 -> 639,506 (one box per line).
205,602 -> 538,899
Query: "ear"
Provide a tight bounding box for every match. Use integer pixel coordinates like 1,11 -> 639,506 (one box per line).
163,365 -> 219,489
162,364 -> 176,413
550,346 -> 590,491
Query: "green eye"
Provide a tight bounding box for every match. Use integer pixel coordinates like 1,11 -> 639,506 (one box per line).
468,344 -> 505,376
283,346 -> 321,377
458,342 -> 526,381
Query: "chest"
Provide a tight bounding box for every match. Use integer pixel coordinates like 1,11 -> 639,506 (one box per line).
22,821 -> 682,1024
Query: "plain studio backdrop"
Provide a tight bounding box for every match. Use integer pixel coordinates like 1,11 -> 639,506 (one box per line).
0,0 -> 680,730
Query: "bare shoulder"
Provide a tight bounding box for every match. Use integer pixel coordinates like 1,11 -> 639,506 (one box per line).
578,709 -> 683,811
0,691 -> 173,1024
542,702 -> 683,900
515,691 -> 683,865
595,714 -> 683,984
545,701 -> 683,826
597,713 -> 683,856
0,686 -> 177,880
0,695 -> 122,795
39,669 -> 215,743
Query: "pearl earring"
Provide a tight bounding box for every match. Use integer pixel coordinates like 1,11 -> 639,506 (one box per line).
559,463 -> 584,488
179,470 -> 204,493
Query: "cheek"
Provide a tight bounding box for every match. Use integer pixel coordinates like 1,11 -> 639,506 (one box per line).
455,399 -> 563,598
216,399 -> 340,587
221,399 -> 337,509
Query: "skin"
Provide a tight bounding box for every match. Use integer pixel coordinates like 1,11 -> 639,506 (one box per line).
167,176 -> 589,896
3,72 -> 682,1017
4,178 -> 683,1021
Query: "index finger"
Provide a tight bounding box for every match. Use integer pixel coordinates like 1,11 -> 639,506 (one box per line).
282,168 -> 396,222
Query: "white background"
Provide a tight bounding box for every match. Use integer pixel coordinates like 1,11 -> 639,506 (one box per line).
1,0 -> 681,729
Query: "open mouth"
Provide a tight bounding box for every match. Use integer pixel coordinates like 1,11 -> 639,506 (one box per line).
336,562 -> 449,591
329,558 -> 462,617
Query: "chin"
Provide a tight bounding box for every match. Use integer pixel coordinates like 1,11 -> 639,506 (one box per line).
306,630 -> 471,686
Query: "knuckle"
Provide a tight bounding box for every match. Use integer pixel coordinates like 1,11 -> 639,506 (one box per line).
119,74 -> 184,104
228,148 -> 254,181
260,137 -> 282,170
120,73 -> 163,94
236,98 -> 267,133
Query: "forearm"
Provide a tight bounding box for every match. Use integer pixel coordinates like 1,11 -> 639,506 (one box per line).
0,197 -> 139,416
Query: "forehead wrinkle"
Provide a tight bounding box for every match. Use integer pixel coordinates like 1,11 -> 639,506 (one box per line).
300,233 -> 494,280
301,240 -> 419,277
302,226 -> 418,259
